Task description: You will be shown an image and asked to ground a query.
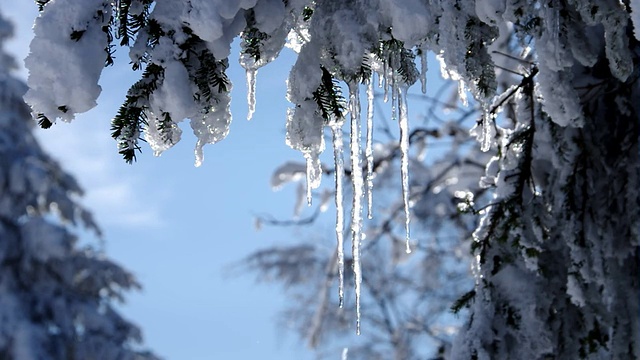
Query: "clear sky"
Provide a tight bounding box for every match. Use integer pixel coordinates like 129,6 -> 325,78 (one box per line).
3,3 -> 316,359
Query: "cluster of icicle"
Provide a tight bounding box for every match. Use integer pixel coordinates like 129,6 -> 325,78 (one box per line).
21,0 -> 487,335
286,54 -> 422,335
26,0 -> 640,342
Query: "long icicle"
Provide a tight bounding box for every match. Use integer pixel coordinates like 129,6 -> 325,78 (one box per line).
305,151 -> 321,206
246,68 -> 257,120
331,123 -> 346,308
365,77 -> 375,219
398,85 -> 412,254
382,60 -> 389,102
348,81 -> 364,335
420,47 -> 428,94
391,72 -> 398,121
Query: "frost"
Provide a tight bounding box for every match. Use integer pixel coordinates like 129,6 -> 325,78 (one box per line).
535,64 -> 583,127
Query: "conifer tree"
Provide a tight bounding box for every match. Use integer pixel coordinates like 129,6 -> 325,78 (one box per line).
22,1 -> 640,359
0,12 -> 158,359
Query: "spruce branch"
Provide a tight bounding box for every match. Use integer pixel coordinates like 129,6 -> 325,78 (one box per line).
131,18 -> 164,70
35,0 -> 51,11
241,9 -> 270,63
70,30 -> 86,41
302,6 -> 314,22
158,111 -> 175,145
178,29 -> 230,109
116,0 -> 153,47
374,38 -> 419,86
191,51 -> 230,105
312,66 -> 346,122
111,63 -> 164,163
451,289 -> 476,314
463,18 -> 498,98
36,113 -> 53,129
103,23 -> 116,67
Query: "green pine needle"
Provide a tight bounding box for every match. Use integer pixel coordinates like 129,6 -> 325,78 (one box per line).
312,66 -> 346,122
451,289 -> 476,314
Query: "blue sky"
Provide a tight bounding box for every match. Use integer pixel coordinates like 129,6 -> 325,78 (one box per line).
3,3 -> 316,359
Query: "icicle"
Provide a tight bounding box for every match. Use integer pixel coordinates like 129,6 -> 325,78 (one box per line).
331,123 -> 346,308
348,82 -> 364,335
365,78 -> 375,219
304,151 -> 322,206
382,61 -> 389,102
246,68 -> 257,120
195,141 -> 205,168
398,86 -> 412,254
420,47 -> 428,94
457,80 -> 469,107
391,76 -> 398,121
480,109 -> 493,152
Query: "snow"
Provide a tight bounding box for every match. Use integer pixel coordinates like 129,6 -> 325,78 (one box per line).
149,60 -> 195,122
25,0 -> 111,121
535,63 -> 583,127
253,0 -> 285,34
286,43 -> 325,204
191,81 -> 233,167
380,0 -> 431,48
21,218 -> 69,261
179,1 -> 225,43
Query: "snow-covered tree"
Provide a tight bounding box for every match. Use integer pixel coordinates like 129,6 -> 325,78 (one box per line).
23,0 -> 640,359
0,12 -> 158,360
